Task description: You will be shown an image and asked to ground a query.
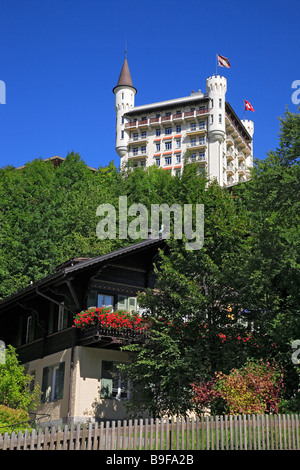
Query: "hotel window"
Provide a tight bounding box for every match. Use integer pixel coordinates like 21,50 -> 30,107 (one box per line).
176,140 -> 181,149
121,130 -> 124,139
219,99 -> 222,108
176,125 -> 181,133
211,115 -> 214,124
133,148 -> 138,155
200,152 -> 205,161
199,121 -> 205,129
101,361 -> 130,400
156,129 -> 161,136
176,169 -> 181,177
199,137 -> 206,145
165,157 -> 172,165
133,133 -> 138,141
156,158 -> 161,166
156,143 -> 161,152
41,362 -> 65,403
190,138 -> 196,147
140,161 -> 146,167
165,127 -> 172,135
190,123 -> 196,131
176,154 -> 181,163
165,141 -> 172,150
219,114 -> 222,124
211,99 -> 214,108
191,154 -> 197,162
121,116 -> 124,124
141,131 -> 147,139
141,146 -> 146,154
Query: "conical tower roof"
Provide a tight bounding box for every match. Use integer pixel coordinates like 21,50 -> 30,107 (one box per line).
113,54 -> 137,94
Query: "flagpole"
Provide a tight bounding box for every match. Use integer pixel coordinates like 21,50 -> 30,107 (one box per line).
216,54 -> 218,76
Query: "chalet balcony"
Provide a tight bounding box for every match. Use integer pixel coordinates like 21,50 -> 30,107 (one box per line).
78,325 -> 146,349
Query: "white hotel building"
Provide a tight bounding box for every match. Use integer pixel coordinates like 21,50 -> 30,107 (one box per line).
113,56 -> 254,186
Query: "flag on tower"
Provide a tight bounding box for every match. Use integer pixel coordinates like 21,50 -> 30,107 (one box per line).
217,54 -> 231,68
244,100 -> 255,112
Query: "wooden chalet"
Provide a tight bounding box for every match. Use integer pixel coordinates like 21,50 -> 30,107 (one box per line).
0,237 -> 165,425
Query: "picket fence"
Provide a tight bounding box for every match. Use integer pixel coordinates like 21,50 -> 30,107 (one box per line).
0,414 -> 299,451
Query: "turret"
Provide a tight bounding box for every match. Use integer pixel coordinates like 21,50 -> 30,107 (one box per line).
241,119 -> 254,138
206,75 -> 227,142
113,54 -> 137,158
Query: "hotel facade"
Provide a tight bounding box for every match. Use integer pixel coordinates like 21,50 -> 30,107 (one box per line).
113,56 -> 254,186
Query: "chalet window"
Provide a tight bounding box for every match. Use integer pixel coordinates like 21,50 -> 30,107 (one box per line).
117,295 -> 137,313
58,302 -> 68,331
100,361 -> 130,400
41,362 -> 65,403
87,291 -> 137,313
48,302 -> 68,334
97,294 -> 114,311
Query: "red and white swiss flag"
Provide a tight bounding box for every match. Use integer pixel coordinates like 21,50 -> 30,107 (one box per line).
245,100 -> 255,112
217,54 -> 231,68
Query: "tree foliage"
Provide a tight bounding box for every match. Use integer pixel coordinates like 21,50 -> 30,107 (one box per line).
0,345 -> 40,412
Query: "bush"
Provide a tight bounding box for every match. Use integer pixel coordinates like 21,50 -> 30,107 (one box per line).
192,359 -> 285,415
0,405 -> 31,434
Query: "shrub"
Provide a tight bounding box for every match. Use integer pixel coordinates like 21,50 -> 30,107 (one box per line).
0,405 -> 31,434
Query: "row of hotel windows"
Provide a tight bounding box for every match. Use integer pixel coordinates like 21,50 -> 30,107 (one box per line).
131,152 -> 206,169
124,122 -> 206,140
156,153 -> 206,166
131,136 -> 206,155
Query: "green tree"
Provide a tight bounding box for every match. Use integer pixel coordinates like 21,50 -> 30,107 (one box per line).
233,108 -> 300,403
121,168 -> 251,418
0,345 -> 40,412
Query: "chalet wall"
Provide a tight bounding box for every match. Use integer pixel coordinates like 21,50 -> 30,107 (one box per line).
71,346 -> 132,422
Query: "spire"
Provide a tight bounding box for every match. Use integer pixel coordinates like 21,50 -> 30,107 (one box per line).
113,53 -> 137,94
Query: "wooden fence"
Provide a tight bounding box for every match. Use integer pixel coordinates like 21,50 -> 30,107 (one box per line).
0,414 -> 299,450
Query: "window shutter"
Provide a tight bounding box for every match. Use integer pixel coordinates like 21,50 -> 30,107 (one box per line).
117,295 -> 128,311
56,362 -> 65,400
128,297 -> 137,312
48,304 -> 54,334
87,290 -> 98,308
41,367 -> 49,403
100,378 -> 113,398
16,317 -> 23,346
101,361 -> 113,398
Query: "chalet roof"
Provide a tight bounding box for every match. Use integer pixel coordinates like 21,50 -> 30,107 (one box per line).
0,237 -> 165,309
15,155 -> 98,172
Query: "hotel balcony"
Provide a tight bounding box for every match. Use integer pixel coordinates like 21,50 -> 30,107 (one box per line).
225,147 -> 235,160
172,112 -> 183,122
226,135 -> 235,148
186,139 -> 207,150
125,120 -> 138,129
186,126 -> 206,136
128,149 -> 148,159
128,136 -> 148,145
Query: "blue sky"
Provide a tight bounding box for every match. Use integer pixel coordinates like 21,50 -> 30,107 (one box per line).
0,0 -> 299,170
